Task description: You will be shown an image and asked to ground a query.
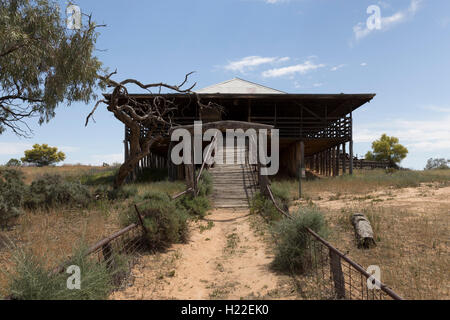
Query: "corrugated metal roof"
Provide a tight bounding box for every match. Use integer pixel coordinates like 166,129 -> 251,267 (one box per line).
195,78 -> 285,94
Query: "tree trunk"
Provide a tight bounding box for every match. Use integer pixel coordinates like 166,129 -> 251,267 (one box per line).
114,136 -> 156,188
351,213 -> 376,249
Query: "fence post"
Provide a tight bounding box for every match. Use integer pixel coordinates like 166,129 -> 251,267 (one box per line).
102,243 -> 115,270
329,249 -> 346,299
134,205 -> 149,236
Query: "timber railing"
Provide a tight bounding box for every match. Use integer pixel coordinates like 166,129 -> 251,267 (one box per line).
52,205 -> 150,291
172,132 -> 218,200
258,174 -> 402,300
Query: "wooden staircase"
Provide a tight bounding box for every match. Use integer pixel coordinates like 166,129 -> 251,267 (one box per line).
209,146 -> 258,208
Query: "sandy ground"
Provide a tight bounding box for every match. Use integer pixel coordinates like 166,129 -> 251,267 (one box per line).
110,208 -> 298,300
303,183 -> 450,215
294,183 -> 450,299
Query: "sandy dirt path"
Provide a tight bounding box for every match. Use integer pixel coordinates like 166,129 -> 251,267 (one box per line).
111,208 -> 298,300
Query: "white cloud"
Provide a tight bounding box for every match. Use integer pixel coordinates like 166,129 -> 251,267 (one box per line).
353,0 -> 422,41
262,60 -> 325,78
0,142 -> 32,156
330,64 -> 346,71
354,114 -> 450,152
423,105 -> 450,113
313,83 -> 323,88
360,62 -> 368,66
224,56 -> 289,73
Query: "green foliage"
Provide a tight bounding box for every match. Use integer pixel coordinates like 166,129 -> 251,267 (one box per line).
79,167 -> 118,186
0,0 -> 104,136
270,183 -> 292,212
425,158 -> 449,170
250,192 -> 282,222
105,185 -> 137,201
175,170 -> 212,217
121,191 -> 189,251
6,245 -> 114,300
177,195 -> 211,217
21,144 -> 65,166
25,173 -> 91,209
365,134 -> 408,165
0,168 -> 26,228
250,184 -> 290,222
5,158 -> 21,167
197,170 -> 213,197
271,207 -> 328,274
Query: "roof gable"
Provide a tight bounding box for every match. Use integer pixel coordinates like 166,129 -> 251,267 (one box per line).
195,78 -> 285,94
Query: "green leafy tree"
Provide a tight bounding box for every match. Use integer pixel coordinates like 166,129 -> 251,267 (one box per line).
365,134 -> 408,166
0,0 -> 104,136
424,158 -> 449,170
21,143 -> 65,166
6,158 -> 21,166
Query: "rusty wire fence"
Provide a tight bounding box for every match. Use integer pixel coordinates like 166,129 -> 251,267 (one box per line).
300,227 -> 402,300
51,206 -> 149,294
264,184 -> 403,300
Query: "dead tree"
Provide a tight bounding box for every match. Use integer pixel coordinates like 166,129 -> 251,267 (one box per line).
86,71 -> 220,188
351,213 -> 376,249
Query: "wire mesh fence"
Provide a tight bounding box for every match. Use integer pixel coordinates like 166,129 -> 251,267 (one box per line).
263,184 -> 403,300
84,223 -> 147,288
303,227 -> 402,300
50,207 -> 149,296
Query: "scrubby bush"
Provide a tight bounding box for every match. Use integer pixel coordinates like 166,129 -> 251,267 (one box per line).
250,183 -> 290,222
175,170 -> 212,217
77,167 -> 118,186
105,185 -> 138,201
121,191 -> 189,251
250,192 -> 282,222
270,183 -> 291,212
7,245 -> 114,300
197,170 -> 213,197
5,158 -> 21,167
0,168 -> 27,228
271,207 -> 328,274
25,174 -> 92,209
176,195 -> 211,217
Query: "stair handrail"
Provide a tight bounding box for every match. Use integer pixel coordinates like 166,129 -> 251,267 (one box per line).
196,131 -> 219,185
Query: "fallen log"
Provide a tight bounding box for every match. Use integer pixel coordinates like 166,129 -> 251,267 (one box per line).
351,213 -> 376,249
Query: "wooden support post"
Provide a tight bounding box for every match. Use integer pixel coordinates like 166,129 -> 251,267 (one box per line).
342,143 -> 346,174
328,149 -> 331,177
349,112 -> 354,175
102,243 -> 115,270
329,250 -> 346,299
336,145 -> 340,176
299,141 -> 305,199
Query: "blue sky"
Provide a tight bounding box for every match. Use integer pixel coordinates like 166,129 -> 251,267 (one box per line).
1,0 -> 449,169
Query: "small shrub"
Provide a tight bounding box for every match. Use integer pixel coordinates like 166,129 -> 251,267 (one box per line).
106,185 -> 138,201
25,174 -> 92,209
7,244 -> 113,300
79,167 -> 118,186
270,183 -> 291,212
121,191 -> 189,251
0,168 -> 27,228
175,170 -> 212,217
177,195 -> 211,217
250,192 -> 282,222
5,158 -> 21,167
271,207 -> 328,274
197,170 -> 213,197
